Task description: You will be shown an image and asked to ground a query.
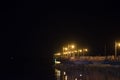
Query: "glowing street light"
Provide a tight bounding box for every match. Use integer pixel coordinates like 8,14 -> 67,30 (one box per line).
74,50 -> 77,53
118,43 -> 120,46
77,49 -> 82,57
64,48 -> 68,50
78,49 -> 82,52
84,49 -> 88,52
82,48 -> 88,56
62,44 -> 89,58
115,41 -> 120,59
71,45 -> 75,49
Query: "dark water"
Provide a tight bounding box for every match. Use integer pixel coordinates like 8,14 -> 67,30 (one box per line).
54,65 -> 120,80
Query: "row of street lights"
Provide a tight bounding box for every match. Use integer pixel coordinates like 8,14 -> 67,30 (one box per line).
54,41 -> 120,60
62,44 -> 88,58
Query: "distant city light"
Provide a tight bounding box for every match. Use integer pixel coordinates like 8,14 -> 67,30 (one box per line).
84,49 -> 88,52
74,50 -> 77,53
79,49 -> 82,52
64,48 -> 68,50
80,74 -> 82,76
71,45 -> 75,49
54,43 -> 89,60
54,53 -> 61,56
75,78 -> 77,80
63,72 -> 66,75
55,61 -> 61,64
118,43 -> 120,46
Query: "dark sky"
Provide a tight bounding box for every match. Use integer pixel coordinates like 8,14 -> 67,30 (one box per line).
2,0 -> 120,80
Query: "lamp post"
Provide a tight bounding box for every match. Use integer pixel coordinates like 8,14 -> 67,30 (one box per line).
78,49 -> 82,57
83,49 -> 88,56
62,47 -> 68,58
71,45 -> 75,58
68,44 -> 75,58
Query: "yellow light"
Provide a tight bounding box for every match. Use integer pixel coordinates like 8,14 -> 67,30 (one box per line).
79,49 -> 82,52
66,52 -> 68,54
118,43 -> 120,46
55,53 -> 61,55
55,60 -> 61,64
71,45 -> 75,49
56,61 -> 61,64
84,49 -> 88,52
74,50 -> 77,53
63,52 -> 68,54
64,48 -> 68,50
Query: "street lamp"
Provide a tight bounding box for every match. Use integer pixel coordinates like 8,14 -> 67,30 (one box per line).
78,49 -> 82,52
62,47 -> 68,58
64,47 -> 68,51
71,45 -> 75,49
118,43 -> 120,46
84,49 -> 88,52
83,48 -> 88,56
78,49 -> 82,57
68,44 -> 75,58
115,41 -> 120,60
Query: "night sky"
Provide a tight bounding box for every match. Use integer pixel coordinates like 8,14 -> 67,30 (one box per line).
2,0 -> 120,80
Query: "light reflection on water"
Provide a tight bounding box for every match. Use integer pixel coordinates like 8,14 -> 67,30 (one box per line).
55,65 -> 120,80
55,69 -> 61,80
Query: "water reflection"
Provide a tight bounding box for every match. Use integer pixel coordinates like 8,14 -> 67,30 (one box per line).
55,65 -> 120,80
55,69 -> 61,80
